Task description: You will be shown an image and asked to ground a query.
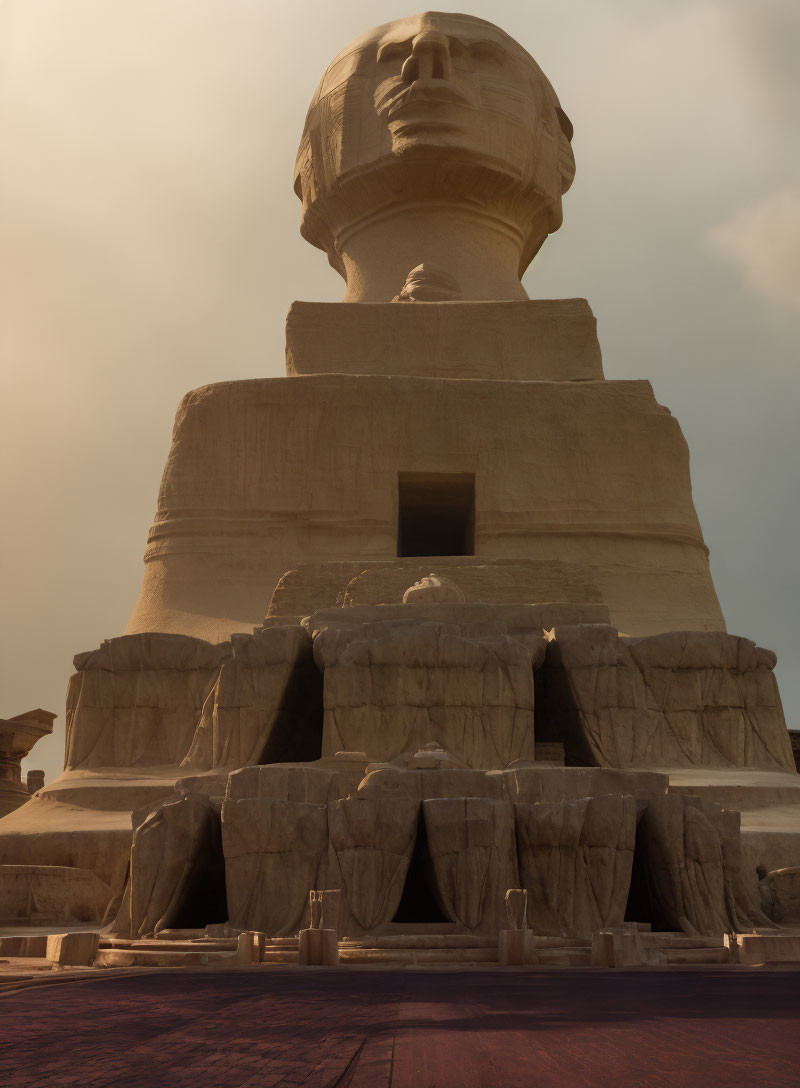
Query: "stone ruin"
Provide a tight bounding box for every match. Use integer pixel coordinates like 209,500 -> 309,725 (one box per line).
2,11 -> 800,970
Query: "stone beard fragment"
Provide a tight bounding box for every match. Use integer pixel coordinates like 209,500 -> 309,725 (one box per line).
515,793 -> 636,937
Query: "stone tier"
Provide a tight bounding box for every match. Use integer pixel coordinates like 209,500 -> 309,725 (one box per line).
285,299 -> 603,381
127,374 -> 724,641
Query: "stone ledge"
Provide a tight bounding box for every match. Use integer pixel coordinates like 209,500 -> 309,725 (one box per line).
286,299 -> 603,381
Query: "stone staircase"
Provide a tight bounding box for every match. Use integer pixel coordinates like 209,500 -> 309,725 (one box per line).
30,927 -> 784,970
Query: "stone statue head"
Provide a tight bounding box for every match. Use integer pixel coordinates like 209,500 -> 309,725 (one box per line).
294,12 -> 575,300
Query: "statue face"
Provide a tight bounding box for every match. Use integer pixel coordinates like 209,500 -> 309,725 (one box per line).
295,12 -> 574,275
303,12 -> 572,178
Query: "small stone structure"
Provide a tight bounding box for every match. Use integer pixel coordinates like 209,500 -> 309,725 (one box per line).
0,709 -> 53,817
2,12 -> 800,967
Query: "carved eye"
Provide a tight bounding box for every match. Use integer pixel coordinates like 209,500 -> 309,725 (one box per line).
468,41 -> 503,65
378,40 -> 412,64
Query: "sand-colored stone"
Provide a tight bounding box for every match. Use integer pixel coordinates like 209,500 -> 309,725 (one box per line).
0,710 -> 55,817
294,12 -> 574,303
2,12 -> 798,963
118,793 -> 226,939
286,300 -> 602,381
0,863 -> 109,926
590,929 -> 644,968
266,558 -> 607,623
181,627 -> 317,771
127,376 -> 723,642
328,794 -> 419,935
726,932 -> 800,965
634,793 -> 770,935
0,630 -> 315,893
759,866 -> 800,924
540,626 -> 793,771
223,797 -> 328,936
46,931 -> 100,967
515,793 -> 636,937
314,616 -> 539,769
423,797 -> 518,932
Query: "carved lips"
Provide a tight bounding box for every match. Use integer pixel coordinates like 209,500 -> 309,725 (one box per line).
376,78 -> 474,130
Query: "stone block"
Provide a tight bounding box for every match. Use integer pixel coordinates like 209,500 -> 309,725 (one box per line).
46,931 -> 100,967
540,627 -> 794,771
635,793 -> 769,935
286,299 -> 604,382
328,795 -> 418,935
516,794 -> 636,937
315,618 -> 537,770
298,928 -> 339,966
182,627 -> 318,771
760,866 -> 800,924
727,933 -> 800,965
223,798 -> 328,936
0,864 -> 111,926
424,797 -> 518,932
125,375 -> 724,644
591,930 -> 643,968
112,793 -> 226,939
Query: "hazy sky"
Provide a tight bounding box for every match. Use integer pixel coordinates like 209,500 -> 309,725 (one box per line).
2,0 -> 798,782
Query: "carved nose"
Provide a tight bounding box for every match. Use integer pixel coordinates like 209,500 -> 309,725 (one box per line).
401,31 -> 452,83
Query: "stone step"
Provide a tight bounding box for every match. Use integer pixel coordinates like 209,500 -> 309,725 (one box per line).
537,947 -> 592,967
338,946 -> 499,965
660,947 -> 731,966
94,946 -> 241,969
340,934 -> 498,950
151,929 -> 207,941
98,938 -> 238,954
262,937 -> 300,949
261,950 -> 300,964
0,936 -> 48,957
642,933 -> 726,949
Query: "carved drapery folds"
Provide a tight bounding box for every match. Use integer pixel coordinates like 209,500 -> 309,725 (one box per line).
222,798 -> 328,936
65,628 -> 318,774
635,793 -> 770,935
314,621 -> 536,769
65,636 -> 226,769
328,795 -> 418,934
540,626 -> 794,771
515,794 -> 636,936
182,627 -> 315,771
423,797 -> 518,932
105,793 -> 225,939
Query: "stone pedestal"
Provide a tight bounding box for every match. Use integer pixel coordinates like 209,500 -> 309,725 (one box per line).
298,928 -> 339,966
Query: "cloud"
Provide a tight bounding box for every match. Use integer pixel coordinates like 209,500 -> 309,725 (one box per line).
706,188 -> 800,310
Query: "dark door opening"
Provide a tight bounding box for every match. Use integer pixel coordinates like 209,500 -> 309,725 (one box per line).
397,472 -> 475,557
392,813 -> 449,924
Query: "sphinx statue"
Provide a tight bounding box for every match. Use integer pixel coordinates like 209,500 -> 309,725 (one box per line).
294,11 -> 575,302
1,12 -> 798,967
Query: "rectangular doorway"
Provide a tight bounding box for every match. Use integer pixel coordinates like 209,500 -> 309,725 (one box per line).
397,473 -> 475,557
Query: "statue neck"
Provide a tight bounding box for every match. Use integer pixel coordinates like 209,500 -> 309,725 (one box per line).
335,203 -> 529,303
